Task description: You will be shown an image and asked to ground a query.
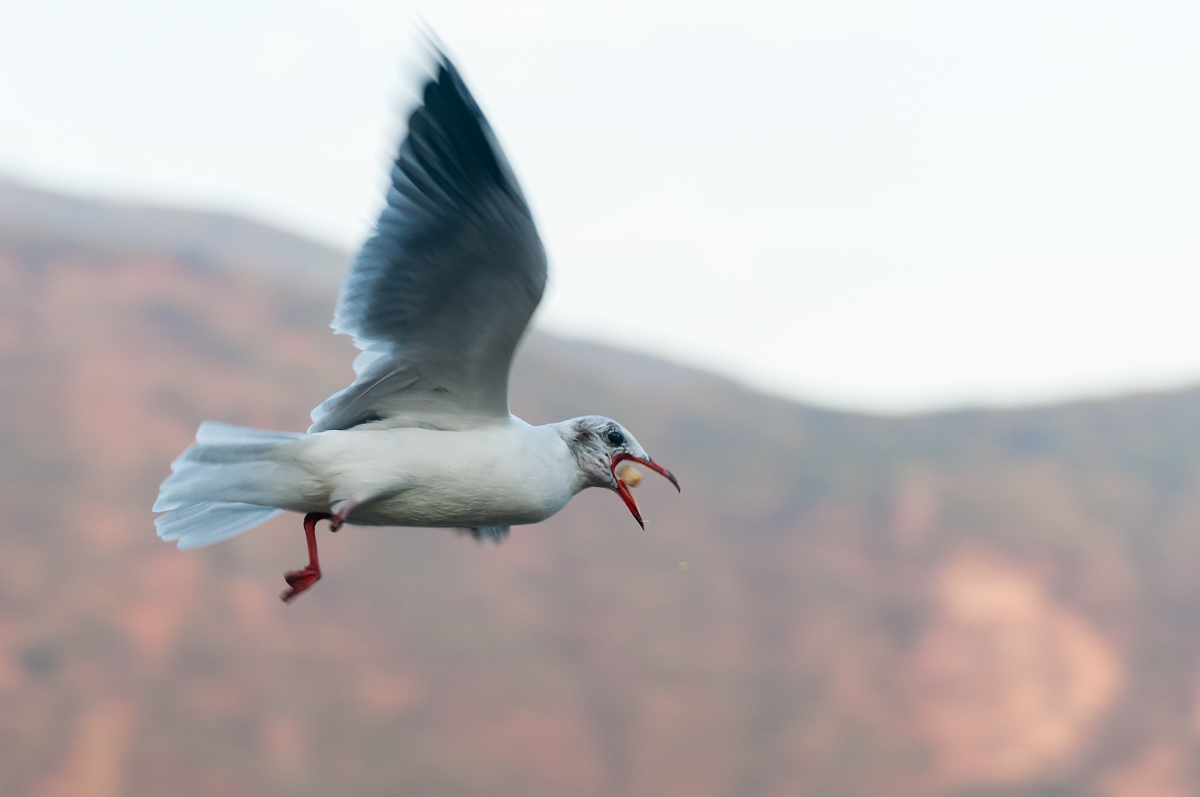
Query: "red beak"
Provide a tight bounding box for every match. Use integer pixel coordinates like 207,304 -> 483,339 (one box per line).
610,453 -> 680,529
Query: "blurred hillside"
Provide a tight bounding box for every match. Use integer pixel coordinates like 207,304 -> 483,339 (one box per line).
2,180 -> 1200,796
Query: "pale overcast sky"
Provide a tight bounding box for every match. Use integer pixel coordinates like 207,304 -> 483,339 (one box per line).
2,1 -> 1198,412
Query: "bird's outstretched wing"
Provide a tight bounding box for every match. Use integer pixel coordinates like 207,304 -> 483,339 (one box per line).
309,54 -> 546,433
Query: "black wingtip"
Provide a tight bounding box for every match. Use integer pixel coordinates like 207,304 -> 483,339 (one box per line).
400,41 -> 518,206
411,27 -> 465,103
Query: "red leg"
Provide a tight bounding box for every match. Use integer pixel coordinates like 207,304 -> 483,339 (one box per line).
281,512 -> 332,603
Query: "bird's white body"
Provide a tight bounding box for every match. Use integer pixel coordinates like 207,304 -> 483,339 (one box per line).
153,52 -> 678,597
281,419 -> 581,527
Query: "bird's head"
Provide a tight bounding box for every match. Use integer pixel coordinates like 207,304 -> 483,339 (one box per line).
561,415 -> 680,528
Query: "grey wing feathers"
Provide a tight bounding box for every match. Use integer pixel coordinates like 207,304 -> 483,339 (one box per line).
310,54 -> 547,433
460,526 -> 511,543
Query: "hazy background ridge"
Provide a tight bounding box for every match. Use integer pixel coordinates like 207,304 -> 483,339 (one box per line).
3,185 -> 1200,795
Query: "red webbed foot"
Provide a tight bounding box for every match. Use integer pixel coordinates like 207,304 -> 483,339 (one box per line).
281,565 -> 320,602
280,512 -> 333,603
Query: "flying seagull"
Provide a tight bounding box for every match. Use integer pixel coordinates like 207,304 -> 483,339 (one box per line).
154,51 -> 680,602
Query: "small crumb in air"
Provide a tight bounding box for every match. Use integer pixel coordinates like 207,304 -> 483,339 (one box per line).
679,562 -> 689,570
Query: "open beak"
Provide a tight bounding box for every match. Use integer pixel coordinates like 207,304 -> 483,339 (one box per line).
610,453 -> 681,529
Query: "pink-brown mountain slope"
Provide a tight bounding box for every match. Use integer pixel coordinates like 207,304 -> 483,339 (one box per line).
3,181 -> 1200,796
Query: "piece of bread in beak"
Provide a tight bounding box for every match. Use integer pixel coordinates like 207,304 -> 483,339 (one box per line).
616,463 -> 643,487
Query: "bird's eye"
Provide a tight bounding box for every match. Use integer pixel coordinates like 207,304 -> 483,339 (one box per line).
606,429 -> 625,447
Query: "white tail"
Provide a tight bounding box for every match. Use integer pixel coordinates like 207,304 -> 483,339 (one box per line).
154,422 -> 307,549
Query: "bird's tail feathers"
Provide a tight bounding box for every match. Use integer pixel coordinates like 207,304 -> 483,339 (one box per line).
156,501 -> 283,550
155,422 -> 307,549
